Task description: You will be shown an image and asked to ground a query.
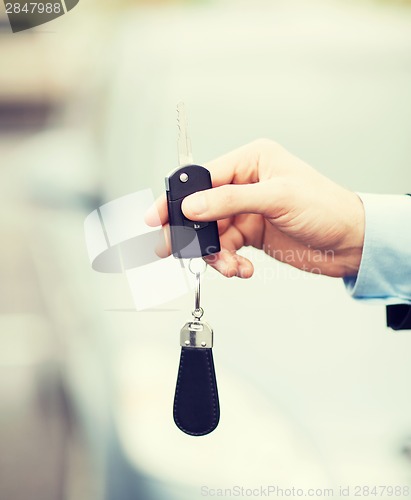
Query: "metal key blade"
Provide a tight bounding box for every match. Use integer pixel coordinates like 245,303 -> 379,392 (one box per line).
177,101 -> 193,166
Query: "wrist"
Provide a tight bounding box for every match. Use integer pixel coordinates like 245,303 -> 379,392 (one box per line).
338,192 -> 365,277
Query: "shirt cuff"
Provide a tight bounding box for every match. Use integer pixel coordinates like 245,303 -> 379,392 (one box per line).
343,193 -> 411,304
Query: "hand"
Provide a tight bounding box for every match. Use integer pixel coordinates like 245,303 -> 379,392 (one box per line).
145,139 -> 365,279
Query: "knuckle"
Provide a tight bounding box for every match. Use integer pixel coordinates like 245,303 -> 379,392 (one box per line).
252,138 -> 285,167
255,137 -> 272,146
253,138 -> 278,152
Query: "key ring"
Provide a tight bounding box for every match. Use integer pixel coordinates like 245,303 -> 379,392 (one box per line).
188,259 -> 207,320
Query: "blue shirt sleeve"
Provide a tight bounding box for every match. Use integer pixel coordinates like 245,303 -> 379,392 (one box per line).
344,193 -> 411,304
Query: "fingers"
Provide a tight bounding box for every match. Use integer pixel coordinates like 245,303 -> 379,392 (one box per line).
205,251 -> 254,279
154,223 -> 171,258
204,224 -> 254,278
145,139 -> 276,227
145,193 -> 168,227
145,192 -> 239,229
144,139 -> 282,279
203,140 -> 261,187
204,138 -> 287,186
156,219 -> 254,279
217,217 -> 231,236
182,181 -> 283,222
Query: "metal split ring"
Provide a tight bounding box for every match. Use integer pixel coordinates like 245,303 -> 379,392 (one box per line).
189,259 -> 207,320
192,306 -> 204,320
188,258 -> 207,276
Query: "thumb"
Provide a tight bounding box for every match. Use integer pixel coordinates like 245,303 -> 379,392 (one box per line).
182,181 -> 281,221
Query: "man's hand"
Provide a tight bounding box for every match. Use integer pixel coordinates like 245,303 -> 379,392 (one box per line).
145,139 -> 365,279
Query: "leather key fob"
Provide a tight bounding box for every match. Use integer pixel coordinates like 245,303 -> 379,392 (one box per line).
173,320 -> 220,436
173,348 -> 220,436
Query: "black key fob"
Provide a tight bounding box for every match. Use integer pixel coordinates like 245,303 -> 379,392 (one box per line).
166,165 -> 221,259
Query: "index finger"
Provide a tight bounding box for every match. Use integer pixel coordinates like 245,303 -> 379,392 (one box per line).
204,140 -> 261,187
144,192 -> 168,227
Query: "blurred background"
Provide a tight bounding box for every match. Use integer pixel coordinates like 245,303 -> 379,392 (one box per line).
1,0 -> 411,499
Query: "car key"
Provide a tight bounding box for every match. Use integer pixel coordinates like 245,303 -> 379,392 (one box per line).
165,102 -> 221,259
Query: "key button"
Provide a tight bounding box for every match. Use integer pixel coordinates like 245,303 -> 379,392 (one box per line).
183,217 -> 208,230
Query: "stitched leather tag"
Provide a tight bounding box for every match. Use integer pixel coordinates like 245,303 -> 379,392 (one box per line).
173,348 -> 220,436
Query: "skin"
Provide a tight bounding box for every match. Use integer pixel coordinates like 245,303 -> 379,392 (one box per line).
145,139 -> 365,279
